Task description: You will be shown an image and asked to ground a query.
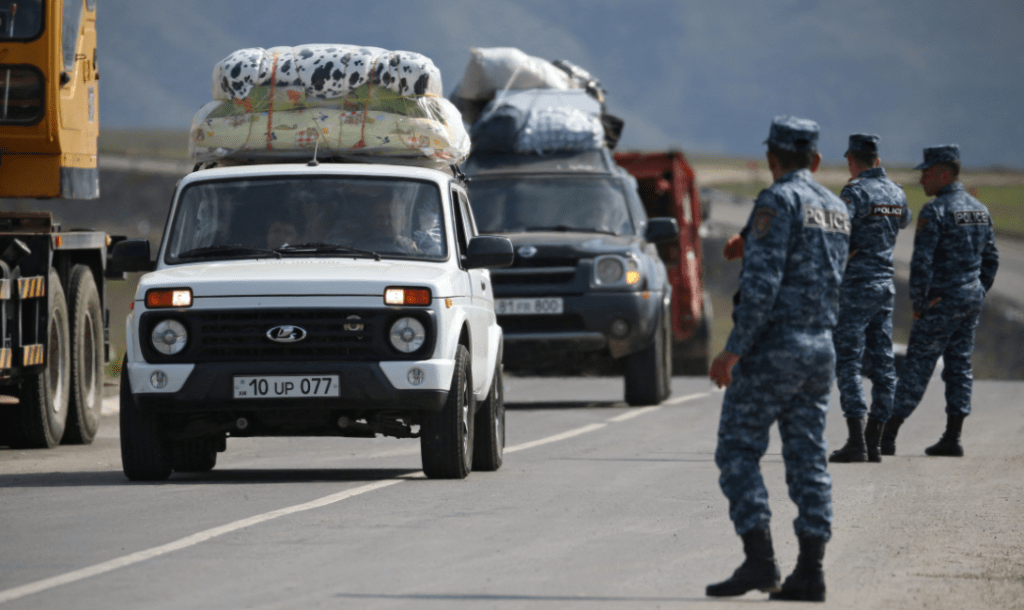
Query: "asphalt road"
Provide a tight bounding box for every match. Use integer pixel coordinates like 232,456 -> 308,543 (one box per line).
2,375 -> 1022,609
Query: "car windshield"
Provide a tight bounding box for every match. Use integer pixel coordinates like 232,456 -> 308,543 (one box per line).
468,176 -> 634,235
164,176 -> 447,264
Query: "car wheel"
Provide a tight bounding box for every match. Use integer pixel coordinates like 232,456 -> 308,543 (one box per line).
63,265 -> 104,444
119,364 -> 172,481
420,344 -> 475,479
172,437 -> 219,473
625,315 -> 670,407
472,360 -> 504,471
7,269 -> 70,448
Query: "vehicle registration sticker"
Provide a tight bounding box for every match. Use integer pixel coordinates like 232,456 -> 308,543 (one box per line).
233,375 -> 340,399
495,297 -> 564,315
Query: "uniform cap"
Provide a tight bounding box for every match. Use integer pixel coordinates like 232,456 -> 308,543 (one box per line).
845,134 -> 879,156
914,144 -> 960,170
764,115 -> 819,153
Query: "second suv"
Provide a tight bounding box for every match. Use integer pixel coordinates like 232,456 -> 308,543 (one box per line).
464,149 -> 678,406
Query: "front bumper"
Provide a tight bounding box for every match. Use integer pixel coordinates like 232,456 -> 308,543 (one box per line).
128,359 -> 451,413
498,291 -> 664,359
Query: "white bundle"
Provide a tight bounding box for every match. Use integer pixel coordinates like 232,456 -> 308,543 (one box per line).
213,44 -> 443,101
455,47 -> 575,101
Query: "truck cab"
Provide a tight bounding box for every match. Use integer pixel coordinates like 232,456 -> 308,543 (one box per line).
116,161 -> 513,480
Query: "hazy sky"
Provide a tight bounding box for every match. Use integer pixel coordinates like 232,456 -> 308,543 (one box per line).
96,0 -> 1024,167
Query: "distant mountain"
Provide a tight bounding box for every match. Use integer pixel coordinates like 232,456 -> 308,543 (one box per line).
96,0 -> 1023,168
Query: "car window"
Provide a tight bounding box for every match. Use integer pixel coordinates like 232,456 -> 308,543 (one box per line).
164,176 -> 447,263
468,176 -> 634,235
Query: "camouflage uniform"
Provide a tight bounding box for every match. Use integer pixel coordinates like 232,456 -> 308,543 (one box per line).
716,116 -> 850,542
834,137 -> 911,423
891,146 -> 998,421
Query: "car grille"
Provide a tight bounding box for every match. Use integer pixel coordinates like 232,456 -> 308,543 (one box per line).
140,309 -> 432,363
490,266 -> 578,285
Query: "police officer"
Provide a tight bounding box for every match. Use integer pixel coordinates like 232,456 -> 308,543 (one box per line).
829,135 -> 911,463
706,116 -> 849,603
881,145 -> 998,457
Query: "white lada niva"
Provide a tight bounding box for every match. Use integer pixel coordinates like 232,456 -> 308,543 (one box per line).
112,162 -> 513,480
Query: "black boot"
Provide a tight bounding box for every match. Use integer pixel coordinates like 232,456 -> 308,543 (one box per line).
924,415 -> 965,457
829,417 -> 867,463
880,416 -> 904,456
770,536 -> 826,602
706,528 -> 781,597
864,419 -> 884,463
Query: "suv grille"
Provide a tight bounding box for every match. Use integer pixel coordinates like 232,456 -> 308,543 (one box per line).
140,309 -> 433,363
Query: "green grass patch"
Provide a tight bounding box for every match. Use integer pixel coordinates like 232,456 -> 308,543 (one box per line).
717,180 -> 1023,238
99,129 -> 190,160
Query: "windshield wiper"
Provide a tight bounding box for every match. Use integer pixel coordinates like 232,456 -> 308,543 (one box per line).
176,245 -> 282,260
523,225 -> 619,236
276,243 -> 382,261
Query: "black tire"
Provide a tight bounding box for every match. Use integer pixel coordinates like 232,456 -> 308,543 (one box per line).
420,344 -> 475,479
472,360 -> 505,472
7,269 -> 70,448
672,292 -> 711,376
624,313 -> 671,407
119,365 -> 172,481
172,437 -> 218,473
63,265 -> 104,444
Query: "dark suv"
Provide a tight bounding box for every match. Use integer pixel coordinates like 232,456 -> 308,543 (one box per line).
464,149 -> 678,405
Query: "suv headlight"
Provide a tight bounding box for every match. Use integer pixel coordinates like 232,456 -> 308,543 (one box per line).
389,317 -> 426,353
151,319 -> 188,355
595,255 -> 641,286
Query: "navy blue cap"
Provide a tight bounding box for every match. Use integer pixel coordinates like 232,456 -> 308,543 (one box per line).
764,115 -> 819,153
914,144 -> 960,170
845,134 -> 879,156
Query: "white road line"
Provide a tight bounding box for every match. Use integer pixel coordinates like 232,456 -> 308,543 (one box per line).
504,422 -> 607,453
1,399 -> 672,604
0,479 -> 402,605
607,406 -> 661,422
663,391 -> 712,406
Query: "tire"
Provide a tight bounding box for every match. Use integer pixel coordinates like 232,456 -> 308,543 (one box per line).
420,344 -> 475,479
119,365 -> 172,481
472,360 -> 505,472
624,314 -> 671,407
672,292 -> 711,376
7,269 -> 71,448
63,265 -> 104,444
172,437 -> 218,473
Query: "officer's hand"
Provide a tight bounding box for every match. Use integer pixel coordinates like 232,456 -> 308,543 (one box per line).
912,297 -> 941,320
709,351 -> 740,388
723,235 -> 745,261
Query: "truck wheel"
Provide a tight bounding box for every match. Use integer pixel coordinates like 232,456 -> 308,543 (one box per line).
625,316 -> 670,407
172,437 -> 218,473
63,265 -> 104,444
673,292 -> 712,376
472,360 -> 505,472
119,365 -> 172,481
420,345 -> 475,479
8,269 -> 70,448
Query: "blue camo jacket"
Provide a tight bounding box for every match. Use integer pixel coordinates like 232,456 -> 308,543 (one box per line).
910,182 -> 999,312
840,167 -> 911,285
726,169 -> 851,357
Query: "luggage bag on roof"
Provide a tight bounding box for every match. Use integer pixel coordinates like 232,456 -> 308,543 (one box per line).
189,45 -> 470,166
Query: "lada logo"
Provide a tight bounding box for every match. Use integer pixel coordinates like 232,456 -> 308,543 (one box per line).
267,325 -> 307,343
517,245 -> 537,258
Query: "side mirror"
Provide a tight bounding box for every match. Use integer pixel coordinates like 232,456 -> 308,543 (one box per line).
644,217 -> 679,244
107,239 -> 156,277
465,235 -> 514,269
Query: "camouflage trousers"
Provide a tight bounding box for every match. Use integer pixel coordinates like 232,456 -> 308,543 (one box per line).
893,282 -> 985,420
715,326 -> 834,541
834,282 -> 897,421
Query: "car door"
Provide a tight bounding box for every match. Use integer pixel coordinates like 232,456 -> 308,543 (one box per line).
451,187 -> 490,393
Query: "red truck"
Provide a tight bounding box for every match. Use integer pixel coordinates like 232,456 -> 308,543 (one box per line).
614,151 -> 710,374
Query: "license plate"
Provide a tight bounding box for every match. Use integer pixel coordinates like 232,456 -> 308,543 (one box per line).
495,297 -> 564,315
233,375 -> 340,399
